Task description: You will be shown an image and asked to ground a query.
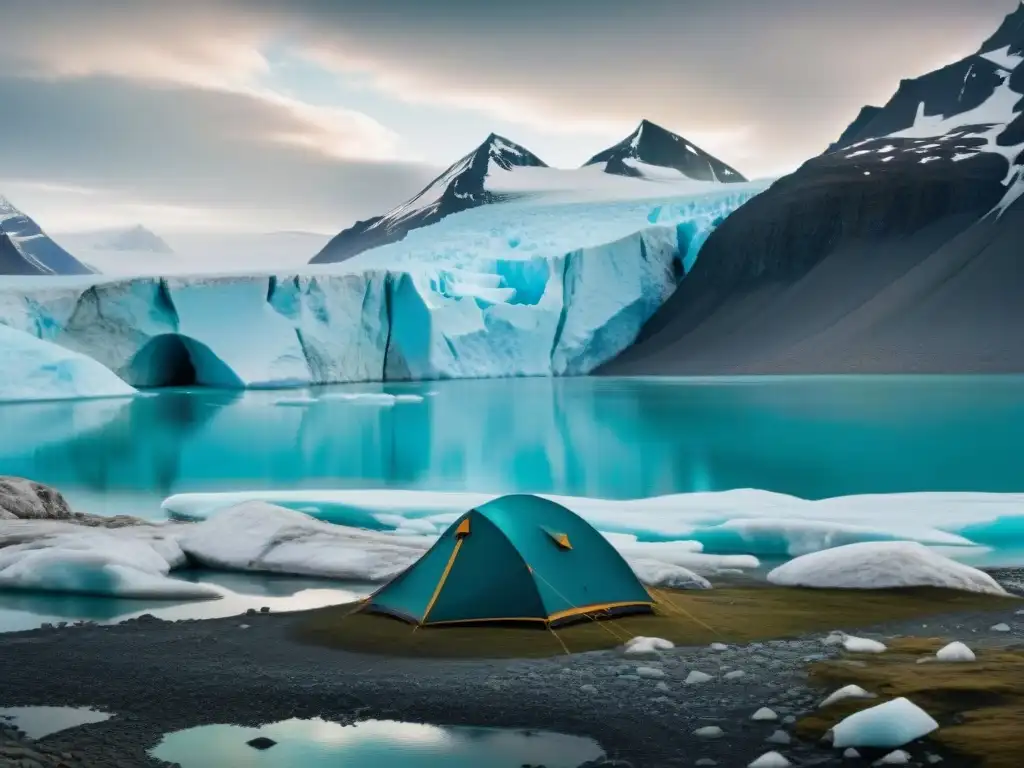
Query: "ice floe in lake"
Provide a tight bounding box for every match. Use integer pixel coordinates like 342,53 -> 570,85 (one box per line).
159,488 -> 1024,561
767,542 -> 1007,595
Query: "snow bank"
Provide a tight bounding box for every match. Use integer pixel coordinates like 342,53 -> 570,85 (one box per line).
767,542 -> 1007,595
0,522 -> 214,599
0,323 -> 135,403
160,487 -> 1024,563
831,698 -> 938,749
0,186 -> 759,390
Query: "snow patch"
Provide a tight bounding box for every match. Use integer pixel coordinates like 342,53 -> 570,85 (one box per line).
935,641 -> 976,662
767,541 -> 1006,595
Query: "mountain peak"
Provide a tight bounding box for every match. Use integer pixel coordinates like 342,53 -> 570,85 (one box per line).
0,195 -> 21,220
97,224 -> 173,254
583,122 -> 747,183
979,1 -> 1024,56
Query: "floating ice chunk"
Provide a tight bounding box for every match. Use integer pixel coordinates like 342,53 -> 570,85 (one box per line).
274,395 -> 317,406
767,542 -> 1006,595
749,752 -> 791,768
820,685 -> 877,708
874,750 -> 911,765
751,707 -> 778,721
710,642 -> 729,651
935,641 -> 976,662
694,726 -> 724,739
623,636 -> 675,655
991,623 -> 1011,632
845,636 -> 887,654
724,670 -> 747,679
0,324 -> 136,403
685,670 -> 713,684
831,697 -> 938,748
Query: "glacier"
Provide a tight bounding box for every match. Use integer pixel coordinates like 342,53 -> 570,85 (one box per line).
0,323 -> 136,402
0,185 -> 762,387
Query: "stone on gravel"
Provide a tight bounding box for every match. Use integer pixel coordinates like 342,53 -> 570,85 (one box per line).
0,476 -> 146,527
751,707 -> 778,721
694,726 -> 724,739
843,748 -> 861,759
935,641 -> 976,662
710,642 -> 729,651
874,749 -> 911,765
724,670 -> 747,680
765,730 -> 791,745
580,684 -> 598,694
635,666 -> 665,679
695,760 -> 718,767
748,751 -> 791,767
623,636 -> 674,655
685,671 -> 713,684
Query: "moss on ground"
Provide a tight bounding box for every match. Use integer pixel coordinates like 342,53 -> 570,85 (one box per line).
291,586 -> 1015,659
797,637 -> 1024,768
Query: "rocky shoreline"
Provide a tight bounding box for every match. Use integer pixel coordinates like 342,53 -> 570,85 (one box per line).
0,600 -> 1020,768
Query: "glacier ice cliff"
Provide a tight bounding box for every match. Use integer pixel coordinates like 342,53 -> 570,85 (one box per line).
0,186 -> 760,387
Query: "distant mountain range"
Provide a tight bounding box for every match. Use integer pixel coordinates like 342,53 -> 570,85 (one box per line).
90,225 -> 174,254
604,3 -> 1024,374
310,120 -> 746,265
0,196 -> 93,276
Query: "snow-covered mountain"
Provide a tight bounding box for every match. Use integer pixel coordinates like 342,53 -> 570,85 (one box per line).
0,196 -> 93,276
311,126 -> 745,265
605,4 -> 1024,375
311,134 -> 547,264
583,120 -> 746,183
93,225 -> 174,254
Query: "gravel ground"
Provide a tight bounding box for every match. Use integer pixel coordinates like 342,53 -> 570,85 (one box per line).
0,598 -> 1021,768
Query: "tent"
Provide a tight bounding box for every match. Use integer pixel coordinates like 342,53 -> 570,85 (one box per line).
361,494 -> 654,627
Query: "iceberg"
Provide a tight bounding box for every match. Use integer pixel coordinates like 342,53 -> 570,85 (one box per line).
0,323 -> 135,403
0,185 -> 760,389
767,541 -> 1007,595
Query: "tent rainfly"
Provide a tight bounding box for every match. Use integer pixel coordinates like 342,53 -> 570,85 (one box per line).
360,494 -> 654,626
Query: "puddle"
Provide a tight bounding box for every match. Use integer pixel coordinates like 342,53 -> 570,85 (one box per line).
151,717 -> 604,767
0,706 -> 111,739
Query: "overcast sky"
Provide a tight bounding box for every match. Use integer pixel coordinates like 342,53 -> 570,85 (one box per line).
0,0 -> 1017,234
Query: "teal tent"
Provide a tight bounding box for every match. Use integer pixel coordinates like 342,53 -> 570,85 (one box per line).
361,494 -> 654,627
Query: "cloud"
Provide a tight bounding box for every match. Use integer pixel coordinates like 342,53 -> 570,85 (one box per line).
0,74 -> 437,232
0,0 -> 1018,232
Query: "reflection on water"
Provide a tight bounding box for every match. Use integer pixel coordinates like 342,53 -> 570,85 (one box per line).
1,377 -> 1023,520
0,572 -> 372,633
0,707 -> 111,739
151,718 -> 604,768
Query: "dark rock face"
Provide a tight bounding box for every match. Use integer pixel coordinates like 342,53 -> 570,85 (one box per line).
602,5 -> 1024,375
583,119 -> 746,183
0,197 -> 93,275
310,134 -> 547,265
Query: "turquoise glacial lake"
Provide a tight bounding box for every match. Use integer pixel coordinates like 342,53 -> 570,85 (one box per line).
3,375 -> 1024,514
2,375 -> 1024,631
151,718 -> 604,768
